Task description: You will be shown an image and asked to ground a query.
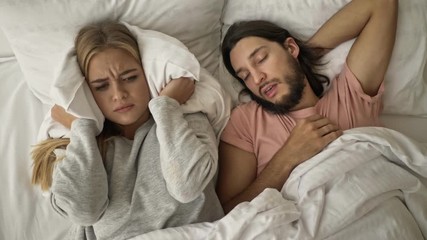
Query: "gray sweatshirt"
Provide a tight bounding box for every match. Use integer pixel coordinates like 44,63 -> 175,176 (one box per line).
51,96 -> 224,240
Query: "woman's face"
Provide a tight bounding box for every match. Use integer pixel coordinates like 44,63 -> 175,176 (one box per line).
86,47 -> 151,133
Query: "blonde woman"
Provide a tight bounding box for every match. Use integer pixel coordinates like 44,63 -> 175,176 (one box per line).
32,22 -> 224,239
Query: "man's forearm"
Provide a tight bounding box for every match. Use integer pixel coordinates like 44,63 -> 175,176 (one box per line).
222,158 -> 295,213
307,0 -> 387,49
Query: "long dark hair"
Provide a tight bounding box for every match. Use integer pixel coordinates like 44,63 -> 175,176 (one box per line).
222,20 -> 329,98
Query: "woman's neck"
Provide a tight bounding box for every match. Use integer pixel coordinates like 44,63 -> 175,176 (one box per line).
119,111 -> 151,140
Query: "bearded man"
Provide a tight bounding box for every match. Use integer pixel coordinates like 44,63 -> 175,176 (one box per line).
217,0 -> 398,213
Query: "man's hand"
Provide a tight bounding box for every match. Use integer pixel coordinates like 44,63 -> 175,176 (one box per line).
51,105 -> 78,129
159,77 -> 195,105
279,114 -> 343,169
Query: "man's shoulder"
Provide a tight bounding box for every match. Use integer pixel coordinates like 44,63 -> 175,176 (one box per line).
226,101 -> 259,125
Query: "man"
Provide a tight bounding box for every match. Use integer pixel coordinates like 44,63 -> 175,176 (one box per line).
217,0 -> 398,213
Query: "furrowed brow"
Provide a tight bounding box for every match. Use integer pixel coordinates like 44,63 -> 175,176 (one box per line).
119,69 -> 137,77
90,78 -> 108,84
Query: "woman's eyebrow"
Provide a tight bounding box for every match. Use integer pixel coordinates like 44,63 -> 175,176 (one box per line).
90,69 -> 138,83
119,69 -> 137,77
90,78 -> 108,84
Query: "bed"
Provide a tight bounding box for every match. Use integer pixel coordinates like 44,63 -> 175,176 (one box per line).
0,0 -> 426,239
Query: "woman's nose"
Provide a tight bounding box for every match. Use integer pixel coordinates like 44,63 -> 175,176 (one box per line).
112,83 -> 128,101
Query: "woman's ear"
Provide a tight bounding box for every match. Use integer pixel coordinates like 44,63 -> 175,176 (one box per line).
283,37 -> 300,59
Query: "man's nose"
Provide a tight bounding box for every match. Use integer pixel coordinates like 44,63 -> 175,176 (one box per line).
252,70 -> 265,85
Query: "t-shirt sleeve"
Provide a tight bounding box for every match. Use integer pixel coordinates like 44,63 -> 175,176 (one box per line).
220,105 -> 254,153
320,62 -> 385,129
343,63 -> 385,103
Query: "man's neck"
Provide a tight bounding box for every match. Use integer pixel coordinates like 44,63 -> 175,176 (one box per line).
291,79 -> 320,111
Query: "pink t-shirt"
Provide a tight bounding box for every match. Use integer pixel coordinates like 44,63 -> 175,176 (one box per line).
221,64 -> 384,175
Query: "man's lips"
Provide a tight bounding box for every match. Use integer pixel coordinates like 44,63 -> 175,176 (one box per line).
114,104 -> 134,112
260,82 -> 278,98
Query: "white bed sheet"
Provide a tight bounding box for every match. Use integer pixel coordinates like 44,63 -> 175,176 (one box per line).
130,126 -> 427,240
0,57 -> 71,240
381,114 -> 427,144
0,30 -> 13,57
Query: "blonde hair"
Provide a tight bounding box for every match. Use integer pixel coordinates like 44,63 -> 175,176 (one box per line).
75,21 -> 141,76
32,21 -> 141,191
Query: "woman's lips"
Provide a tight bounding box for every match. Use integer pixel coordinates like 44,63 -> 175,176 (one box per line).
114,104 -> 134,113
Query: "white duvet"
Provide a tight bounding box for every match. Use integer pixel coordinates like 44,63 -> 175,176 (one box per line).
130,127 -> 427,240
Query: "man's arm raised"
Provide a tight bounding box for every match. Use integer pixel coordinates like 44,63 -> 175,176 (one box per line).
308,0 -> 398,96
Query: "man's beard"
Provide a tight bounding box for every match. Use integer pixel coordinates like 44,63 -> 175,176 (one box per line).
251,58 -> 305,114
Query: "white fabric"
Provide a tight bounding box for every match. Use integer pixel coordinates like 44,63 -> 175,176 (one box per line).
0,58 -> 72,240
283,127 -> 427,239
130,127 -> 427,240
219,0 -> 427,117
0,29 -> 13,57
36,23 -> 231,141
381,114 -> 427,144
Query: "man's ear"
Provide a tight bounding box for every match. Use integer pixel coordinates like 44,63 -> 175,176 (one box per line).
283,37 -> 300,59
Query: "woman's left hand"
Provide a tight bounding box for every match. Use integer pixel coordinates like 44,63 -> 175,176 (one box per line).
159,77 -> 195,104
51,104 -> 78,129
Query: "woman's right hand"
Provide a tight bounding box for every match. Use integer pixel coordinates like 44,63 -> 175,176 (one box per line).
51,104 -> 78,129
159,77 -> 195,105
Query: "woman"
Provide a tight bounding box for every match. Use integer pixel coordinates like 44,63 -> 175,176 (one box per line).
32,21 -> 224,239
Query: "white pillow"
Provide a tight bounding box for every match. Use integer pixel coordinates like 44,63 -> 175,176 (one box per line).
0,0 -> 224,104
220,0 -> 427,117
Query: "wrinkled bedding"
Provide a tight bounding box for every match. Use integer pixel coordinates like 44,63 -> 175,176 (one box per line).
131,127 -> 427,240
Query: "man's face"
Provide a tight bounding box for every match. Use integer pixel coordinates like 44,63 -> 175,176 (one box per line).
229,36 -> 306,114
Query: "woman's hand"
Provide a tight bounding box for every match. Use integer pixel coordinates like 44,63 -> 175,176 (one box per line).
159,77 -> 195,105
51,104 -> 78,129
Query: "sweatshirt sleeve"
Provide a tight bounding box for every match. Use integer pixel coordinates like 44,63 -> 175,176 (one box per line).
148,96 -> 218,203
50,119 -> 109,226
